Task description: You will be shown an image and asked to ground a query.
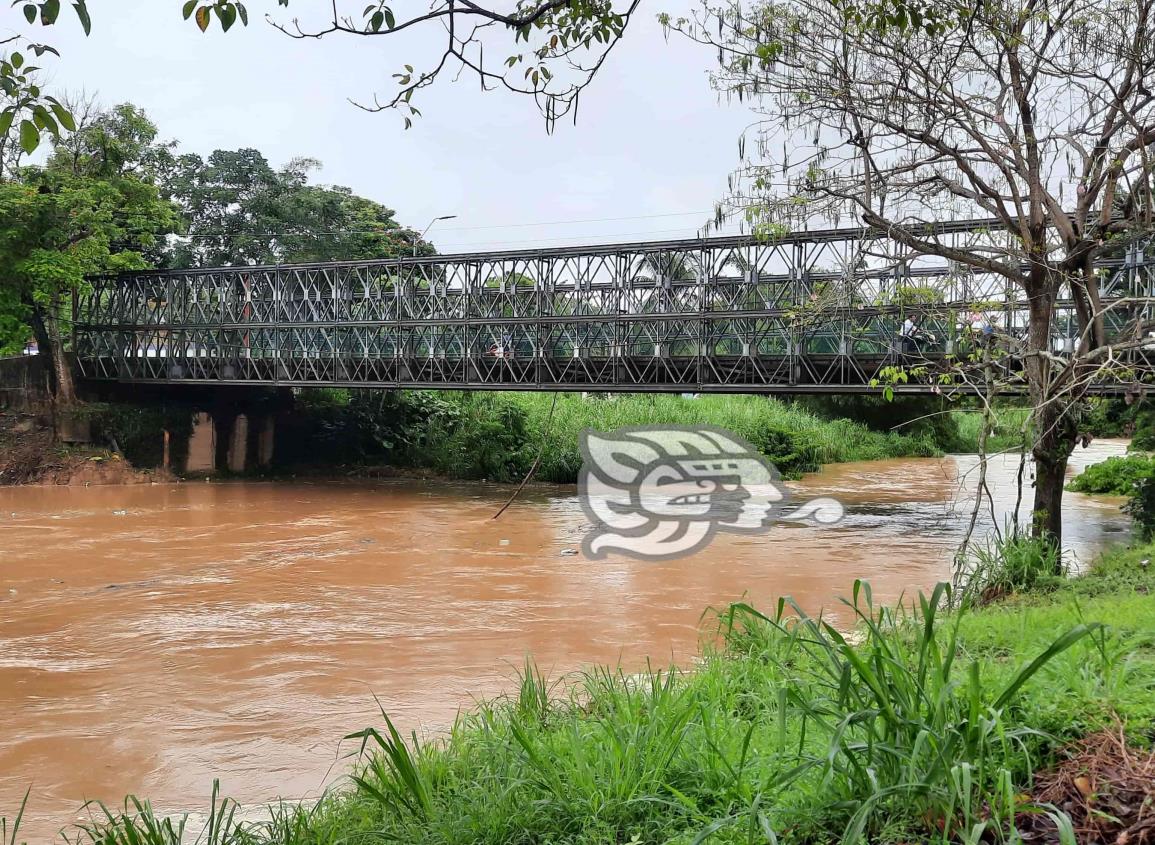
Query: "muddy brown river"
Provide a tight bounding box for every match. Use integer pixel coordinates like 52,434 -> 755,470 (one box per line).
0,443 -> 1132,839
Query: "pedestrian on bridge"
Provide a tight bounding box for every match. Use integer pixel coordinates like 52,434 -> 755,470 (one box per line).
901,314 -> 925,356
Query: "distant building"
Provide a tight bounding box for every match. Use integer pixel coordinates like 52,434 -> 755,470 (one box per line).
22,341 -> 38,356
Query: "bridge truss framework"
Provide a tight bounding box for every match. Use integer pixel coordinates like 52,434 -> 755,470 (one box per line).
73,220 -> 1155,395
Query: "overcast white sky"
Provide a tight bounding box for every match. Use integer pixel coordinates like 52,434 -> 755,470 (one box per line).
15,1 -> 756,253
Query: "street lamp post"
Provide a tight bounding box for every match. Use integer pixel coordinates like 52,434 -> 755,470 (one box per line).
415,214 -> 457,257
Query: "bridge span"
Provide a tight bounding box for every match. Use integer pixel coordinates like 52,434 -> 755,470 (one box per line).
73,220 -> 1155,395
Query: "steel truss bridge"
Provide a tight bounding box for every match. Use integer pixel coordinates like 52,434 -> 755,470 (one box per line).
74,220 -> 1155,395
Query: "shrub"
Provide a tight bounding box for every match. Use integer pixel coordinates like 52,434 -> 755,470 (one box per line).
430,394 -> 532,482
957,529 -> 1064,605
1123,476 -> 1155,540
1066,454 -> 1155,495
1081,396 -> 1155,447
280,390 -> 942,483
1130,411 -> 1155,451
278,389 -> 463,468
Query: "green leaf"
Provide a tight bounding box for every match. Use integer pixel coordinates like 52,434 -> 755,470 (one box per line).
235,2 -> 247,25
24,4 -> 37,24
41,0 -> 61,25
219,3 -> 237,31
0,110 -> 14,138
31,105 -> 57,134
49,101 -> 75,131
992,623 -> 1101,710
369,10 -> 384,30
73,0 -> 91,34
383,7 -> 395,28
19,119 -> 39,154
182,0 -> 198,19
195,5 -> 211,31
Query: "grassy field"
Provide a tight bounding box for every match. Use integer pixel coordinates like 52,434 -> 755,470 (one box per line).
36,540 -> 1155,845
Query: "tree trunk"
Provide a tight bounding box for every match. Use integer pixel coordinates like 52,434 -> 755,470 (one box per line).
1032,394 -> 1075,549
28,293 -> 77,406
1024,281 -> 1076,557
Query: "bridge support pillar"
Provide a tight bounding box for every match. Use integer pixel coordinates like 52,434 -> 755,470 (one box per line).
185,411 -> 216,474
227,414 -> 249,473
257,415 -> 275,468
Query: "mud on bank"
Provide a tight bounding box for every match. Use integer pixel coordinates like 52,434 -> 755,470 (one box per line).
0,412 -> 166,486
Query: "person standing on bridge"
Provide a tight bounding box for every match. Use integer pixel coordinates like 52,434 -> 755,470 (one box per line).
900,314 -> 925,356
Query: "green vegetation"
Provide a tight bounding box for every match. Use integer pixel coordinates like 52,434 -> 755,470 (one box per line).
950,407 -> 1032,455
513,393 -> 942,481
1082,397 -> 1155,450
1124,478 -> 1155,541
956,530 -> 1066,605
1066,450 -> 1155,541
1067,454 -> 1155,496
85,402 -> 196,470
277,390 -> 944,482
0,103 -> 176,398
1061,401 -> 1155,538
19,540 -> 1153,845
0,101 -> 431,393
160,148 -> 431,269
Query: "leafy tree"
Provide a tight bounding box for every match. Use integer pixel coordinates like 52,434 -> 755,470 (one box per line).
159,149 -> 430,267
0,103 -> 177,402
668,0 -> 1155,549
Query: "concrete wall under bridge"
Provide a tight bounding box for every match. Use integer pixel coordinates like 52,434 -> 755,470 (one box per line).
0,355 -> 51,413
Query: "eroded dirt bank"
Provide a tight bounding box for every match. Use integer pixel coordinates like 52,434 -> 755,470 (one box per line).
0,412 -> 166,486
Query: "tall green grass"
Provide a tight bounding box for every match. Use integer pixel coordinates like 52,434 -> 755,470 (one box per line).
276,390 -> 945,482
950,407 -> 1032,455
0,789 -> 27,845
955,528 -> 1065,606
45,547 -> 1155,845
507,393 -> 940,481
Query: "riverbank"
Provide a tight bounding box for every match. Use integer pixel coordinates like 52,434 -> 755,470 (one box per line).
0,411 -> 162,486
278,390 -> 964,482
39,535 -> 1154,845
3,388 -> 1052,486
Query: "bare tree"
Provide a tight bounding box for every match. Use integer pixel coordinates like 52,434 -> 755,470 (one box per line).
668,0 -> 1155,547
7,1 -> 640,136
